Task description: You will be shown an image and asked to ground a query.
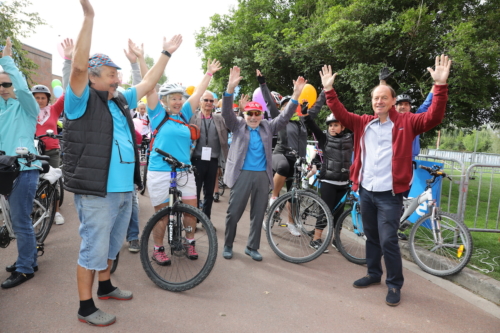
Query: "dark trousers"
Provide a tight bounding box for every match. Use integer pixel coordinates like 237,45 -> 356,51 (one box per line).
359,187 -> 404,289
318,182 -> 348,229
192,157 -> 219,219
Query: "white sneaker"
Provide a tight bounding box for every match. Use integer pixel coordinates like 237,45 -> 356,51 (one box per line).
54,212 -> 65,225
287,223 -> 300,237
263,197 -> 279,230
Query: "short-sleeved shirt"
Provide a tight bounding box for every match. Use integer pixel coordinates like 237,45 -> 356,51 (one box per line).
148,102 -> 193,172
64,85 -> 138,192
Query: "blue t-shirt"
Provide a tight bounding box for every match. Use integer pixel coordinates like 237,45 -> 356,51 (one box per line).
64,85 -> 138,192
242,126 -> 267,171
148,101 -> 193,171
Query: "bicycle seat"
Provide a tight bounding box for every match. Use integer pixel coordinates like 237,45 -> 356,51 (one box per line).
40,160 -> 50,174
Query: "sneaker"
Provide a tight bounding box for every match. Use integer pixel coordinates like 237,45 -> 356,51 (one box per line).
184,241 -> 199,260
54,212 -> 65,225
386,288 -> 401,306
1,271 -> 34,289
331,238 -> 339,252
152,246 -> 171,266
353,274 -> 381,288
269,196 -> 278,211
309,239 -> 330,253
213,193 -> 220,202
128,239 -> 140,253
287,223 -> 301,237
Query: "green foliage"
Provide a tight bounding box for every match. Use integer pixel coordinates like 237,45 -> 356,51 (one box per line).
0,0 -> 46,84
196,0 -> 500,137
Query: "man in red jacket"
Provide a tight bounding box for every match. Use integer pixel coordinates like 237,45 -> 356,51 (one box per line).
320,55 -> 452,306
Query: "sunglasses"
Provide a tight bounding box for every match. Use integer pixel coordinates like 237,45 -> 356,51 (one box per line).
245,111 -> 263,117
202,99 -> 214,103
0,82 -> 13,88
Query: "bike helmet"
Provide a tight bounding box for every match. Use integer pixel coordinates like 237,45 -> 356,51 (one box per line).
158,83 -> 185,98
396,94 -> 411,105
280,95 -> 291,108
271,91 -> 282,106
31,85 -> 51,99
325,114 -> 339,125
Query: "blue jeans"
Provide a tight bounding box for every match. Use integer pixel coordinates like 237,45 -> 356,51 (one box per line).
126,191 -> 139,241
74,192 -> 133,271
8,170 -> 39,274
359,187 -> 404,289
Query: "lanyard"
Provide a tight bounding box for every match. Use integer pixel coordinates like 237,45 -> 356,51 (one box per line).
203,117 -> 212,146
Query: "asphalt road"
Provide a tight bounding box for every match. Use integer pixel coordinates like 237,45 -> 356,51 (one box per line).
0,189 -> 499,332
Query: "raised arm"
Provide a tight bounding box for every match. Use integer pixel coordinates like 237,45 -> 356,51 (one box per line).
61,38 -> 74,92
186,59 -> 222,109
134,35 -> 183,101
125,40 -> 148,86
306,90 -> 325,120
270,76 -> 307,133
70,0 -> 95,97
256,69 -> 280,118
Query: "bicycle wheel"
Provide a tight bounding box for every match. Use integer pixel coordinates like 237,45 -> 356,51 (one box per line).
140,203 -> 217,291
57,177 -> 64,207
334,207 -> 366,265
409,211 -> 472,276
265,190 -> 333,263
31,181 -> 56,243
110,252 -> 119,274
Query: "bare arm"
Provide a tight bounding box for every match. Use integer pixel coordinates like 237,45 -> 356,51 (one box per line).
70,0 -> 95,97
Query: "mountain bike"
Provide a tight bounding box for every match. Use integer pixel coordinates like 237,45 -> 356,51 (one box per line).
265,150 -> 333,263
140,148 -> 217,291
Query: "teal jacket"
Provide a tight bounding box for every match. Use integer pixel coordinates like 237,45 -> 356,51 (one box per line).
0,56 -> 41,170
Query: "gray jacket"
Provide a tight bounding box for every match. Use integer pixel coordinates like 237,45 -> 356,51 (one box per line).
189,111 -> 229,161
221,94 -> 296,189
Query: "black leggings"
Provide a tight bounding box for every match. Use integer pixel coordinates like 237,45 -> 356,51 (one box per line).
315,182 -> 348,230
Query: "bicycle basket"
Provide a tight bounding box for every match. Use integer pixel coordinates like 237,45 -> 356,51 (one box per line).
0,155 -> 20,195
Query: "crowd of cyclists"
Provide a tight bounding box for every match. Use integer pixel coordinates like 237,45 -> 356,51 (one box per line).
0,0 -> 452,326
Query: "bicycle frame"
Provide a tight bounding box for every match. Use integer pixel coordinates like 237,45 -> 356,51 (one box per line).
0,195 -> 16,241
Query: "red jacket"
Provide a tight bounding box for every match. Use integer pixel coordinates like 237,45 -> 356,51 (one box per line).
36,95 -> 65,150
325,84 -> 448,194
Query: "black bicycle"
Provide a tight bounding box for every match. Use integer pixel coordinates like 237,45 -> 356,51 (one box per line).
139,148 -> 217,291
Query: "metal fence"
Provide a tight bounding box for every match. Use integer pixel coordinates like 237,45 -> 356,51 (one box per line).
422,149 -> 500,166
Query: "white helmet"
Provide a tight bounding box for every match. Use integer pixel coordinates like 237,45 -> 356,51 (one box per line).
158,83 -> 184,98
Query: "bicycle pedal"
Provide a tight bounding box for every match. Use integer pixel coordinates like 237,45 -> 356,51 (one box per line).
279,224 -> 287,227
37,244 -> 45,256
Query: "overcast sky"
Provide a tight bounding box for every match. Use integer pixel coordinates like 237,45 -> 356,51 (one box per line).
15,0 -> 238,87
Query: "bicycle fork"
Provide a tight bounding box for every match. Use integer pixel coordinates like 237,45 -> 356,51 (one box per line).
429,203 -> 443,245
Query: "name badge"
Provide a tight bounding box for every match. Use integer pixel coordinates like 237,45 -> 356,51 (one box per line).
201,147 -> 212,161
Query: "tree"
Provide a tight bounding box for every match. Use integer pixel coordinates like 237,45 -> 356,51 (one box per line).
196,0 -> 500,136
0,0 -> 46,83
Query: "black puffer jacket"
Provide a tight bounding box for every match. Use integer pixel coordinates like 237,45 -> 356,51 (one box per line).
63,88 -> 141,197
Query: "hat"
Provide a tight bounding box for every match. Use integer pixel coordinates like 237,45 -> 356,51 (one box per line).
244,101 -> 263,112
88,53 -> 121,70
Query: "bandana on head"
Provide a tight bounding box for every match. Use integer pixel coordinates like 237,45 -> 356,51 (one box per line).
88,53 -> 121,70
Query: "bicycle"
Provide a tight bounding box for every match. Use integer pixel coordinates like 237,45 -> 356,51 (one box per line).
0,148 -> 51,253
139,148 -> 217,291
265,150 -> 334,263
335,164 -> 473,277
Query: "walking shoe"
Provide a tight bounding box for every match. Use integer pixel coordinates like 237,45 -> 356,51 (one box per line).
213,193 -> 220,202
128,239 -> 140,253
309,239 -> 329,253
332,238 -> 339,252
353,275 -> 381,288
98,287 -> 133,300
287,223 -> 301,237
152,246 -> 171,266
386,288 -> 401,306
54,212 -> 65,225
245,247 -> 263,261
1,271 -> 34,289
223,245 -> 233,259
78,309 -> 116,326
397,232 -> 408,241
184,241 -> 199,260
6,262 -> 38,273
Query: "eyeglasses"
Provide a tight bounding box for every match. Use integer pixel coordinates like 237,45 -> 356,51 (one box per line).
0,82 -> 13,88
202,99 -> 214,103
245,111 -> 262,117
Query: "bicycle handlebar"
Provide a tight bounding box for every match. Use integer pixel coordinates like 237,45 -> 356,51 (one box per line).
155,148 -> 194,172
419,165 -> 452,181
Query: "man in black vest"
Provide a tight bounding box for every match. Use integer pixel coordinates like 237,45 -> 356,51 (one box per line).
65,0 -> 182,326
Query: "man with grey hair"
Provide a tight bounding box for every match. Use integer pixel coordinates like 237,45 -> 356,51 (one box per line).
64,0 -> 182,326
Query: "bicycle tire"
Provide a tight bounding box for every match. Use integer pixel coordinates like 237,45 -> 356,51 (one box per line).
409,211 -> 472,276
334,208 -> 367,265
57,177 -> 64,207
140,203 -> 217,291
31,181 -> 56,243
265,190 -> 333,264
110,252 -> 119,274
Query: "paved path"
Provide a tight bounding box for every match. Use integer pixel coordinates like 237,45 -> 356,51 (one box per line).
0,190 -> 499,332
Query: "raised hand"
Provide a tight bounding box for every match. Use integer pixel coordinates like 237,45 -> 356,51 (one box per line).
163,35 -> 183,55
256,69 -> 266,84
61,38 -> 74,60
427,54 -> 452,85
124,39 -> 144,63
292,76 -> 307,96
227,66 -> 243,93
379,67 -> 392,81
319,65 -> 337,91
207,59 -> 222,75
239,93 -> 250,111
80,0 -> 94,17
2,37 -> 12,58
